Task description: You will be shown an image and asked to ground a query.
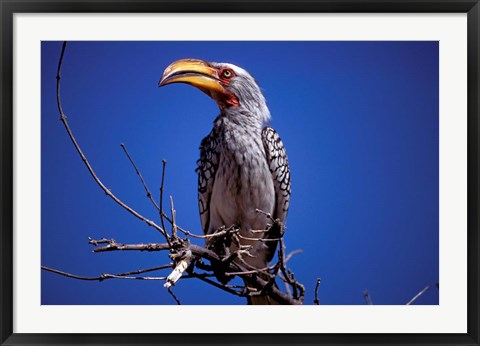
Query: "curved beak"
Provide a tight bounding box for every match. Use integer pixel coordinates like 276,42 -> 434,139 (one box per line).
158,59 -> 226,95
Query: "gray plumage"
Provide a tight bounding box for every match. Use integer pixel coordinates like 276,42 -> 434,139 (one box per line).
195,63 -> 291,302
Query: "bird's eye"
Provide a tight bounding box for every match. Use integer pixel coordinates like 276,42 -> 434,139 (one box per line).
221,69 -> 233,78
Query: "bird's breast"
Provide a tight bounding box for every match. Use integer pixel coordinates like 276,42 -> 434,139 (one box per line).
209,133 -> 275,233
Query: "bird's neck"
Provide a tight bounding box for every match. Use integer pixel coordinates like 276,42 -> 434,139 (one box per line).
217,105 -> 269,131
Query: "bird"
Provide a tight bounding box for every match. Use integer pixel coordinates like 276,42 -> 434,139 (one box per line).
159,59 -> 291,304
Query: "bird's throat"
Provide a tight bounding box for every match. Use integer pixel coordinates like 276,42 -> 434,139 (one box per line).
211,90 -> 239,108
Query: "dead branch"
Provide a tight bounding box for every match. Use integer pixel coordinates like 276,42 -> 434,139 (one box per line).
159,159 -> 168,232
167,287 -> 181,305
121,143 -> 161,213
406,285 -> 431,305
363,290 -> 373,305
89,240 -> 171,253
314,278 -> 321,305
41,264 -> 173,281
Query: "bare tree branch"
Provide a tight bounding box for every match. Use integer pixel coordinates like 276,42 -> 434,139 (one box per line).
167,287 -> 181,305
159,159 -> 168,232
406,286 -> 431,305
169,196 -> 178,240
41,264 -> 173,281
363,290 -> 373,305
314,278 -> 321,305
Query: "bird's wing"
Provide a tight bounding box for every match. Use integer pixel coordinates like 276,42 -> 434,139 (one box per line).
196,129 -> 220,234
262,126 -> 291,230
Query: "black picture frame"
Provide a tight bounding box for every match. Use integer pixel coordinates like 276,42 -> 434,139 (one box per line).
1,1 -> 478,345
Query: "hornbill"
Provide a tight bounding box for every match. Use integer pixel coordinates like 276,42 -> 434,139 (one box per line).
159,59 -> 291,304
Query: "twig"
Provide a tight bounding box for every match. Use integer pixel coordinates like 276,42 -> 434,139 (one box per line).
55,40 -> 169,241
255,208 -> 275,222
92,241 -> 171,253
121,143 -> 160,211
120,144 -> 172,248
159,159 -> 167,232
167,287 -> 181,305
169,196 -> 178,240
87,237 -> 113,246
285,249 -> 303,263
164,249 -> 193,288
55,41 -> 67,116
41,264 -> 173,281
406,286 -> 430,305
189,272 -> 248,297
237,233 -> 283,242
176,226 -> 228,239
363,290 -> 373,305
314,278 -> 321,305
89,239 -> 221,263
224,265 -> 276,277
278,238 -> 305,302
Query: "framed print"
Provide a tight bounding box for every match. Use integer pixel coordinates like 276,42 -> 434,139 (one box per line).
1,1 -> 479,345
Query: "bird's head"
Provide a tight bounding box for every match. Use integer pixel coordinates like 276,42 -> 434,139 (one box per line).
159,58 -> 270,124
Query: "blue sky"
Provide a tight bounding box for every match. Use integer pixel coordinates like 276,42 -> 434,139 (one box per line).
41,41 -> 439,305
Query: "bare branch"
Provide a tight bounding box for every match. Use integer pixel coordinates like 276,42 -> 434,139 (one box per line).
164,250 -> 193,288
406,286 -> 430,305
237,233 -> 283,242
363,290 -> 373,305
91,241 -> 171,253
120,143 -> 160,212
314,278 -> 321,305
285,249 -> 303,263
169,196 -> 178,240
55,41 -> 67,116
167,287 -> 181,305
41,264 -> 173,281
224,265 -> 276,277
159,159 -> 168,232
255,208 -> 275,222
189,272 -> 248,297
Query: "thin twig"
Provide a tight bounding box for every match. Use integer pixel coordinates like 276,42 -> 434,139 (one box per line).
406,286 -> 430,305
41,264 -> 173,281
314,278 -> 321,305
167,287 -> 181,305
278,238 -> 304,302
363,290 -> 373,305
237,233 -> 283,242
120,143 -> 160,211
189,272 -> 248,297
224,265 -> 276,277
169,196 -> 177,240
285,249 -> 303,263
255,208 -> 275,222
120,143 -> 172,248
159,159 -> 168,233
55,41 -> 67,116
